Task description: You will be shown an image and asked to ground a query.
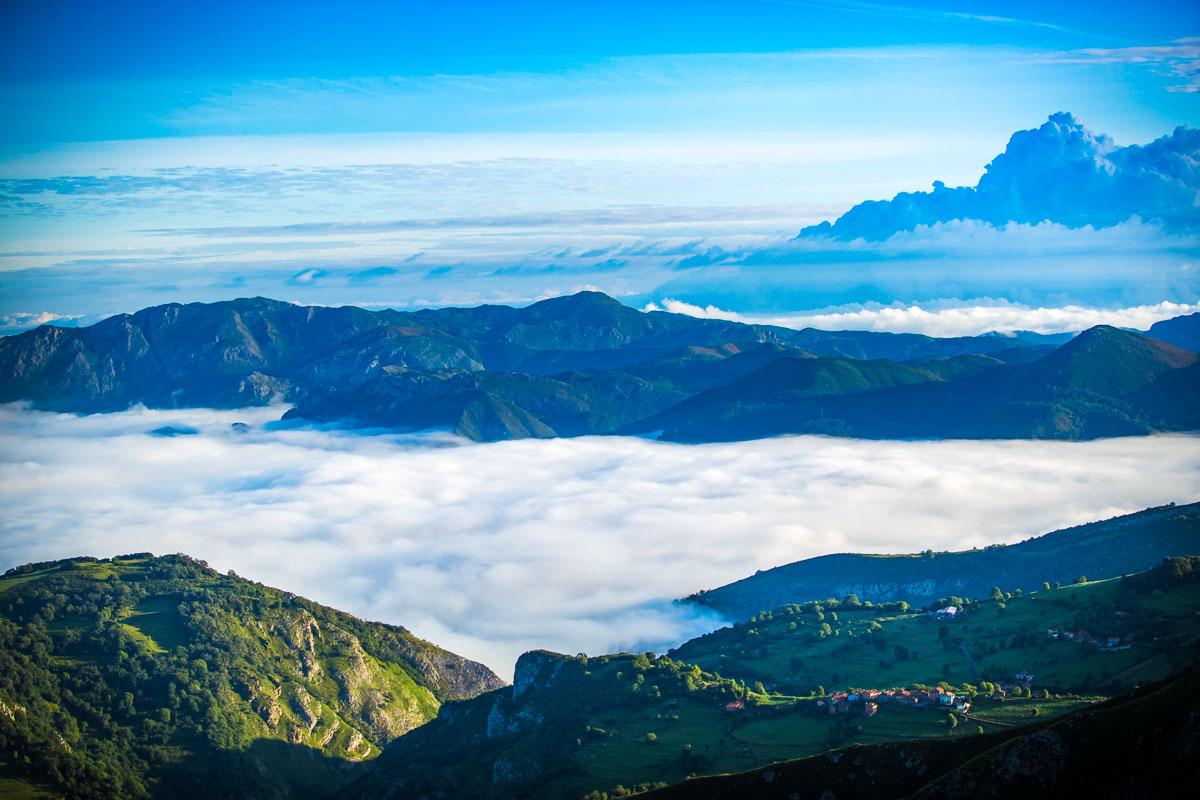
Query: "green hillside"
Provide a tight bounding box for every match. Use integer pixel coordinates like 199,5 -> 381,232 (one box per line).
673,561 -> 1200,697
341,558 -> 1200,800
0,554 -> 502,800
689,501 -> 1200,621
637,663 -> 1200,800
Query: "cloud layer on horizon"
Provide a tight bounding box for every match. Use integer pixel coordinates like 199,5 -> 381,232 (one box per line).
2,404 -> 1198,678
645,298 -> 1200,337
801,113 -> 1200,241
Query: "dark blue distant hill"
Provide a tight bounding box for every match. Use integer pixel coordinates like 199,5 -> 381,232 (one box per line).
687,501 -> 1200,621
1,292 -> 1196,442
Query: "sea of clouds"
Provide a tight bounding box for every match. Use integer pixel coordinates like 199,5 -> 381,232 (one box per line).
2,404 -> 1198,678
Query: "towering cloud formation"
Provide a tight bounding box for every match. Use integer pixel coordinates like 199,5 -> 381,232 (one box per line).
801,113 -> 1200,241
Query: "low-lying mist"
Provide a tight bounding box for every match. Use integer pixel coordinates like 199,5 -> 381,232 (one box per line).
2,404 -> 1197,678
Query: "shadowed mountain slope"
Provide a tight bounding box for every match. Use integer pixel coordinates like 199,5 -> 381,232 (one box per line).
687,502 -> 1200,621
1147,311 -> 1200,352
636,326 -> 1199,442
638,665 -> 1200,800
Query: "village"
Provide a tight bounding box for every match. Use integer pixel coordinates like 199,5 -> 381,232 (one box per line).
721,676 -> 1046,719
814,685 -> 971,717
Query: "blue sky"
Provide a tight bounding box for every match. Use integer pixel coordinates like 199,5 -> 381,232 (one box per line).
3,0 -> 1198,143
1,0 -> 1198,332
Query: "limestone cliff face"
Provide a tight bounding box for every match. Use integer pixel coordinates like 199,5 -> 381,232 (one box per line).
382,629 -> 507,701
828,579 -> 971,603
511,650 -> 567,699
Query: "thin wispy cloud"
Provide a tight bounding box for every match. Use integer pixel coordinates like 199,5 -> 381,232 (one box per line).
1037,38 -> 1200,93
136,206 -> 818,239
757,0 -> 1079,36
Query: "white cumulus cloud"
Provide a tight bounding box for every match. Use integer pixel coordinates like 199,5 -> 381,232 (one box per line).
0,311 -> 80,334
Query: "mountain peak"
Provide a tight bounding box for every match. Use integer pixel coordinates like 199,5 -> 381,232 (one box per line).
1034,324 -> 1198,396
528,290 -> 622,309
519,290 -> 631,322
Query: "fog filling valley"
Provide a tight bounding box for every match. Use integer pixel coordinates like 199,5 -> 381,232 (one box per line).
2,403 -> 1198,678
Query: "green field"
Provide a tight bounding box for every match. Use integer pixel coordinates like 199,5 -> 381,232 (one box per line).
0,754 -> 59,800
0,567 -> 60,594
118,596 -> 192,653
967,695 -> 1094,725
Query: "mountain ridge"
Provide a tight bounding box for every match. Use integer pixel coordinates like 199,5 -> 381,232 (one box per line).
687,501 -> 1200,622
1,292 -> 1195,443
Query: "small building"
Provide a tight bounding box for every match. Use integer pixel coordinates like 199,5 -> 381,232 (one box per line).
724,701 -> 744,712
932,606 -> 959,621
863,702 -> 878,717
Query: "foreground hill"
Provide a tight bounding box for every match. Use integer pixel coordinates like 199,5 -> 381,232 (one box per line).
639,663 -> 1200,800
4,553 -> 1196,800
688,501 -> 1200,621
340,559 -> 1200,800
8,292 -> 1197,443
0,554 -> 502,800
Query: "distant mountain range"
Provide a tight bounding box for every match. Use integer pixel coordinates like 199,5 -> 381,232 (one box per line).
1,292 -> 1197,442
687,501 -> 1200,622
